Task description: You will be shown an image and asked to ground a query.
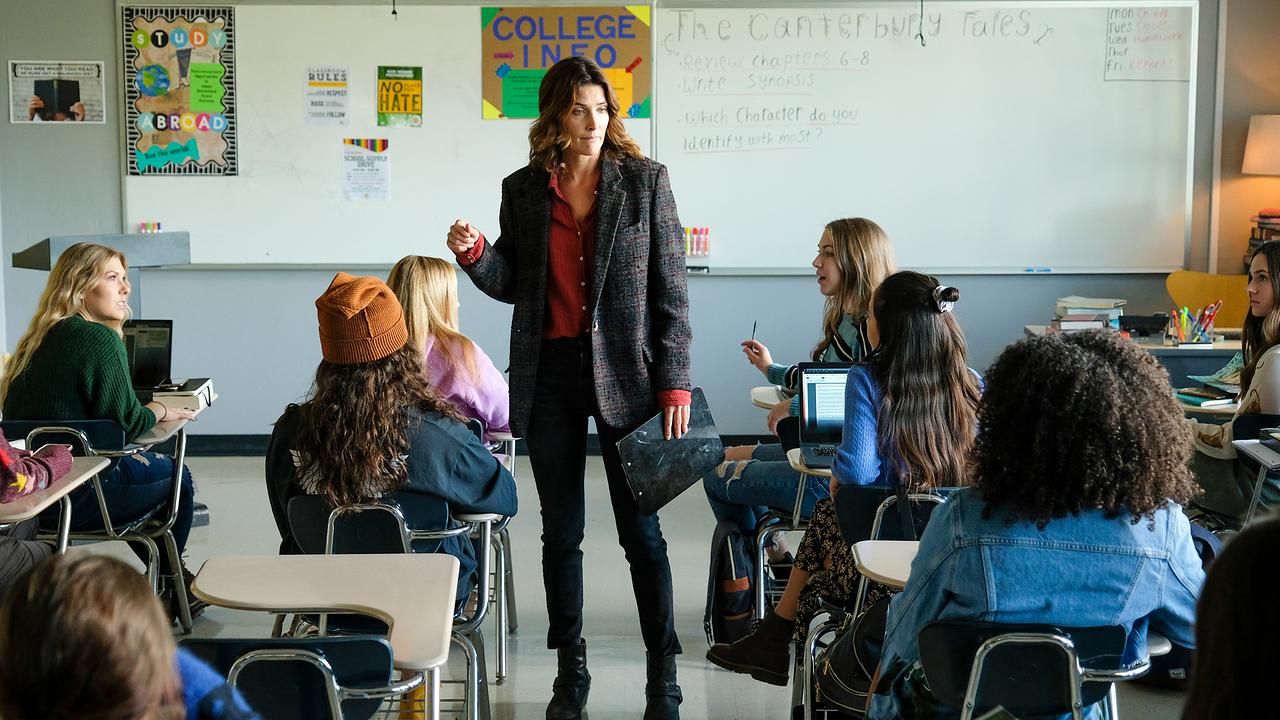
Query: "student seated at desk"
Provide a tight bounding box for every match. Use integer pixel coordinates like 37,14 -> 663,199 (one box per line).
387,255 -> 510,442
0,428 -> 72,599
868,331 -> 1203,720
0,242 -> 199,621
1189,240 -> 1280,518
704,218 -> 895,565
708,272 -> 981,687
265,273 -> 517,607
0,554 -> 259,720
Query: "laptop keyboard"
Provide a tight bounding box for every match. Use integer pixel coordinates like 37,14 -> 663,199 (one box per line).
812,446 -> 837,456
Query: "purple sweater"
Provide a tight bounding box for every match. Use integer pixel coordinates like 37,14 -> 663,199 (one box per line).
423,336 -> 511,439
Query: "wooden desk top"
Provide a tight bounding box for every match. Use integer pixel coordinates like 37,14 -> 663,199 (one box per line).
851,540 -> 918,589
192,554 -> 460,672
0,457 -> 109,522
786,447 -> 833,478
751,386 -> 787,410
134,400 -> 215,446
1023,325 -> 1241,353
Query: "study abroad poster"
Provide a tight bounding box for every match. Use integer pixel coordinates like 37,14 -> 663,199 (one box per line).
9,61 -> 107,124
480,6 -> 652,120
122,5 -> 237,175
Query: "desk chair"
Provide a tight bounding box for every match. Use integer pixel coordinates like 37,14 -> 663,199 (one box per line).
182,636 -> 420,720
1166,270 -> 1248,328
1190,413 -> 1280,531
799,489 -> 945,720
0,419 -> 196,632
918,621 -> 1151,720
752,472 -> 814,622
288,493 -> 502,720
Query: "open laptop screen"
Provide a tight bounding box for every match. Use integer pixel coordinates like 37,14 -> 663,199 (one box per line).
799,363 -> 850,444
123,319 -> 172,388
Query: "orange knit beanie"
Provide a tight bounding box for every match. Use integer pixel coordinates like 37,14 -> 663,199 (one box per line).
315,272 -> 408,364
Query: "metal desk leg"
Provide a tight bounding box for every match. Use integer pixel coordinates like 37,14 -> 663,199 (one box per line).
428,666 -> 440,720
55,495 -> 73,554
1246,464 -> 1269,526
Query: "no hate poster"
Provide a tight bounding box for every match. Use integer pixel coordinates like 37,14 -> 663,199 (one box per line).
377,66 -> 422,127
122,6 -> 236,175
480,6 -> 652,120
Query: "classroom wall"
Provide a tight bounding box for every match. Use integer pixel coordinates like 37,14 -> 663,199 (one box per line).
0,0 -> 1241,439
1216,0 -> 1280,273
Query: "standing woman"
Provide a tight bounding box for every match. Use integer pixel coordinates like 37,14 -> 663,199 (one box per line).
446,56 -> 692,720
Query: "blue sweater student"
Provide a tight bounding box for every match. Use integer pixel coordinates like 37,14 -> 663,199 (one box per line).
869,331 -> 1204,719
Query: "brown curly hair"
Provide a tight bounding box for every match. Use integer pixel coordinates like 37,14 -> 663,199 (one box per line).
293,345 -> 464,507
974,330 -> 1198,528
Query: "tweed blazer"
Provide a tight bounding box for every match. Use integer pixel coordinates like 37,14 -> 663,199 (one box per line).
462,155 -> 692,436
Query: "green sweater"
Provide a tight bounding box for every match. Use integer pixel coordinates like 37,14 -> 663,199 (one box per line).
3,316 -> 156,441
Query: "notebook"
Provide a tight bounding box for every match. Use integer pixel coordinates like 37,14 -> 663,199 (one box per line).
798,362 -> 852,468
617,388 -> 724,516
123,319 -> 174,400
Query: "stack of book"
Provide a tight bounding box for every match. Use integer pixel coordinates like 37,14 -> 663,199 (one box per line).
1048,313 -> 1112,333
1176,385 -> 1235,408
1055,296 -> 1126,328
1245,211 -> 1280,269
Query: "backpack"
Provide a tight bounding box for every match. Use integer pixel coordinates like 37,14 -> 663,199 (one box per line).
704,520 -> 756,645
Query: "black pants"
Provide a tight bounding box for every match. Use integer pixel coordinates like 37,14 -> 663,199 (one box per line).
525,336 -> 681,657
0,519 -> 52,601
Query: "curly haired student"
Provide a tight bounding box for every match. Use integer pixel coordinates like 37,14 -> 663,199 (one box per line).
869,331 -> 1205,719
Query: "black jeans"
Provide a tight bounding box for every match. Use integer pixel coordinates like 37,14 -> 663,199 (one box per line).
525,336 -> 681,657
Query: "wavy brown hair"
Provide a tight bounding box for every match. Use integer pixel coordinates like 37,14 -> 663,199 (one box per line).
974,331 -> 1198,528
0,554 -> 183,720
293,345 -> 464,507
528,56 -> 643,171
1240,240 -> 1280,394
1,243 -> 130,405
869,271 -> 981,491
1183,516 -> 1280,719
812,217 -> 896,361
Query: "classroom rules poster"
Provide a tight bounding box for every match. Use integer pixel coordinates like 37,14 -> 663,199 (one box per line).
481,6 -> 652,119
122,5 -> 237,175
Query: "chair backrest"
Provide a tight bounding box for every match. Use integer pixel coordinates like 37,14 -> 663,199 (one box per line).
1231,413 -> 1280,442
287,493 -> 452,556
181,637 -> 394,720
919,621 -> 1127,717
835,485 -> 954,545
465,418 -> 484,442
0,419 -> 125,455
1166,270 -> 1248,328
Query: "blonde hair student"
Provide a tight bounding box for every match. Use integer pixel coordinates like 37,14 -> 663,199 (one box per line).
0,242 -> 201,623
387,255 -> 510,439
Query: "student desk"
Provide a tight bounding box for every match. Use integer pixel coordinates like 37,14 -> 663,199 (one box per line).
1229,439 -> 1280,525
192,553 -> 460,719
0,457 -> 110,553
752,386 -> 787,410
851,539 -> 917,590
1024,326 -> 1240,388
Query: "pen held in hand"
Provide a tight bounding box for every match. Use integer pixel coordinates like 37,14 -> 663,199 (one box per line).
751,321 -> 757,343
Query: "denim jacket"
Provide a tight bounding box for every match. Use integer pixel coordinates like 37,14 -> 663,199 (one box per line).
869,488 -> 1204,720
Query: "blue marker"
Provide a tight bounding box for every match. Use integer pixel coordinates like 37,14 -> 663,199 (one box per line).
1024,267 -> 1052,273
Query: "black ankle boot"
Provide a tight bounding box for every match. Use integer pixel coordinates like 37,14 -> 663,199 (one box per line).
546,640 -> 590,720
705,610 -> 795,686
643,653 -> 682,720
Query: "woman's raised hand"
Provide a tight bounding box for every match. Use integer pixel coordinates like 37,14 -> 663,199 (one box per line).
447,219 -> 481,254
741,339 -> 772,375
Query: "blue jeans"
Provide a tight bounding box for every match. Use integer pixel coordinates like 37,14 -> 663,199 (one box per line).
703,443 -> 830,541
65,451 -> 195,573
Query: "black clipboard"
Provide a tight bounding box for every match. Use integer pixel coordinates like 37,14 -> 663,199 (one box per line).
617,387 -> 725,515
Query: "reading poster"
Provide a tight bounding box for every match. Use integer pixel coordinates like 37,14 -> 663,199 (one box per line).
480,6 -> 652,120
122,6 -> 237,175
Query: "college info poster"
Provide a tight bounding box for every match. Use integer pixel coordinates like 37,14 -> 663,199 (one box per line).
480,6 -> 652,120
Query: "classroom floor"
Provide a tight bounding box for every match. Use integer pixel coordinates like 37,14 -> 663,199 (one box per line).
104,455 -> 1189,719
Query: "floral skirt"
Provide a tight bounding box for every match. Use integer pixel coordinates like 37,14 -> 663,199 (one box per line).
791,497 -> 891,641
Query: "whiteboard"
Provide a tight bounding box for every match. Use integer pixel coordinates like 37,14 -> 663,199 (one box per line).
122,4 -> 651,265
654,2 -> 1197,272
122,2 -> 1197,271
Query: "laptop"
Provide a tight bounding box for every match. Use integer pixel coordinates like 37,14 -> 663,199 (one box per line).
123,319 -> 174,400
798,362 -> 852,468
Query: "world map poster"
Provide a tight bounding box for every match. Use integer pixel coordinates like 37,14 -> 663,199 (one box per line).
122,6 -> 237,175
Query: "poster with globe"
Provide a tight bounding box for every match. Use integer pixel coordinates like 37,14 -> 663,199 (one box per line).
122,6 -> 236,175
